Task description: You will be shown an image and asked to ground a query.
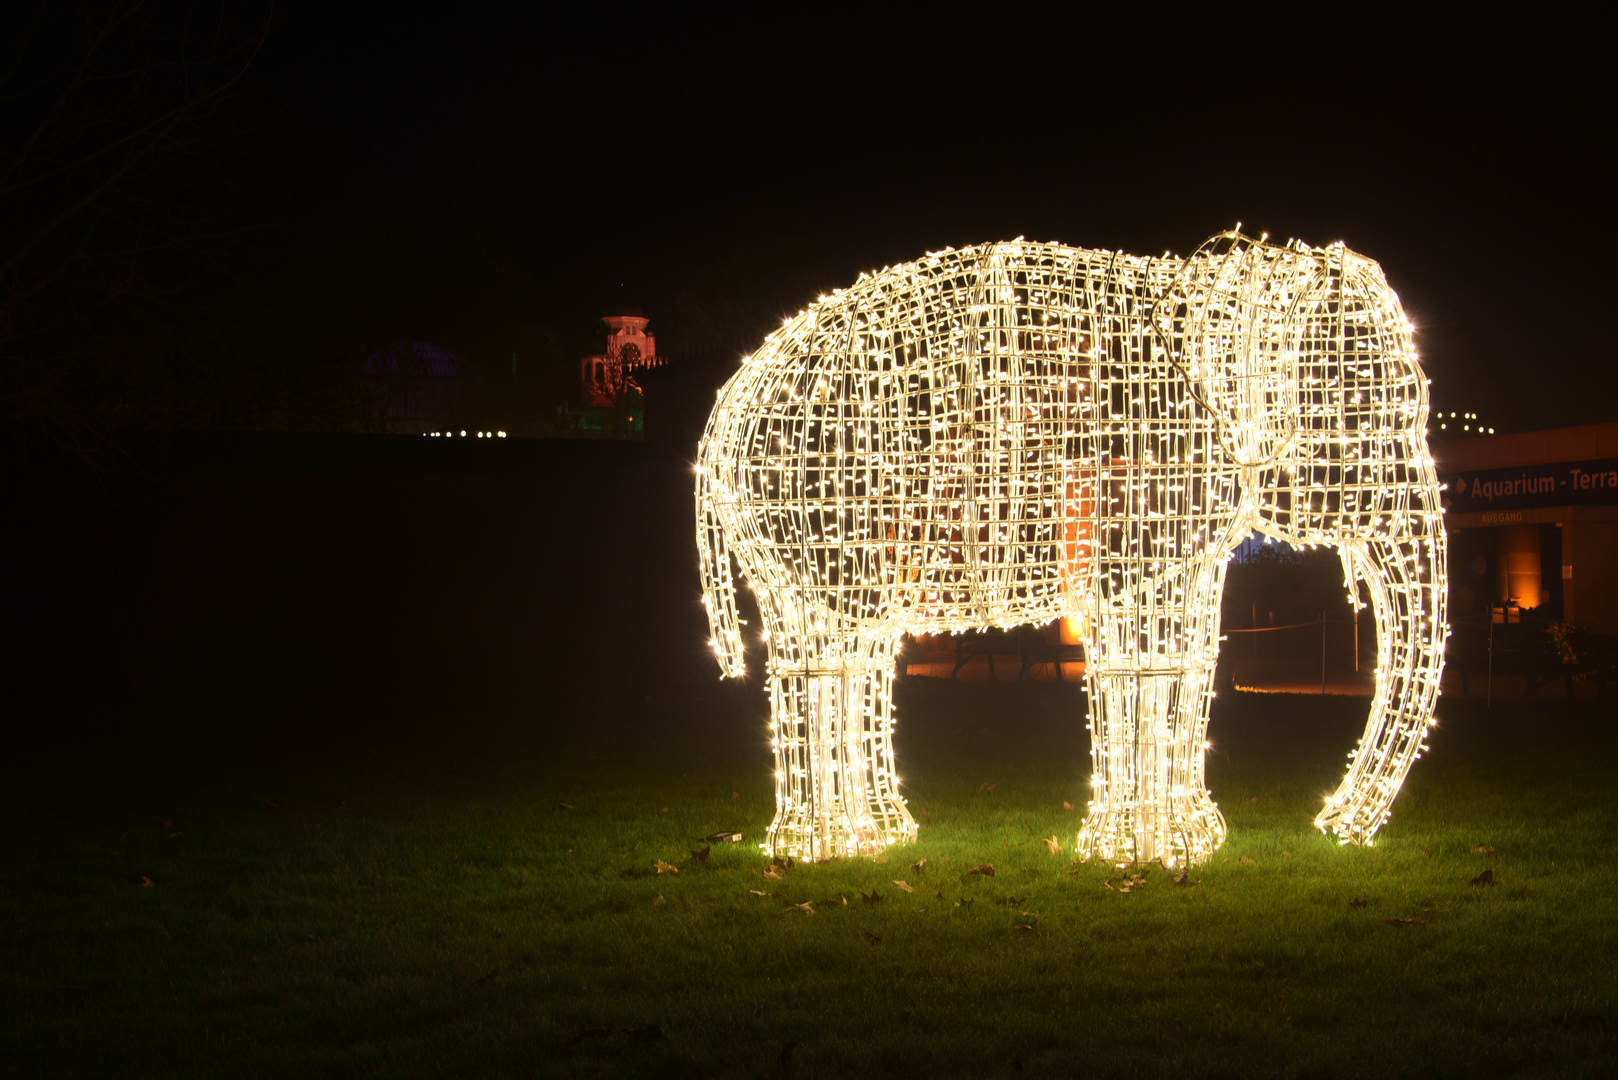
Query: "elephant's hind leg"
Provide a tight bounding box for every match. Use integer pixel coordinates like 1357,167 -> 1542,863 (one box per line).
764,635 -> 917,860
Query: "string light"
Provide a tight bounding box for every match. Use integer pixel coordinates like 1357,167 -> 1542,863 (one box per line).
697,231 -> 1447,863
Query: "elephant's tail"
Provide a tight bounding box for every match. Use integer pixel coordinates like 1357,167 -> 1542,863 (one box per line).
697,465 -> 747,679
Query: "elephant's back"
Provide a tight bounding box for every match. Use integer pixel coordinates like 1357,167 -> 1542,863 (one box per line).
698,241 -> 1162,630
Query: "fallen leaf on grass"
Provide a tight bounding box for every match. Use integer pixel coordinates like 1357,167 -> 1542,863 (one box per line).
1238,856 -> 1256,866
140,877 -> 154,889
977,782 -> 997,794
955,898 -> 974,907
818,893 -> 848,907
860,931 -> 881,944
892,880 -> 913,893
705,831 -> 745,844
763,867 -> 784,882
1063,801 -> 1074,811
1248,797 -> 1259,804
1105,872 -> 1148,893
558,802 -> 573,811
654,860 -> 679,875
689,846 -> 710,863
1012,923 -> 1036,933
862,888 -> 884,904
476,968 -> 499,986
1043,836 -> 1061,855
1472,845 -> 1495,855
731,791 -> 740,800
1471,869 -> 1496,887
790,901 -> 814,915
1349,898 -> 1369,909
659,807 -> 668,814
992,896 -> 1024,906
1173,869 -> 1196,887
748,889 -> 770,897
1385,918 -> 1427,926
772,856 -> 796,870
652,895 -> 666,905
969,864 -> 995,877
909,857 -> 927,874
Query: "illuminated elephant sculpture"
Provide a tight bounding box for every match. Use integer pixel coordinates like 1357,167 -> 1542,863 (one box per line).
697,231 -> 1446,865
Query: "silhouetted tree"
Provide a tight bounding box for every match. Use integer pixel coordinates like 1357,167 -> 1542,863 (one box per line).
0,1 -> 280,468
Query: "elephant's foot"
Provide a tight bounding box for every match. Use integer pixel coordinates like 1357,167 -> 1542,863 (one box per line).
765,797 -> 917,861
1076,795 -> 1227,867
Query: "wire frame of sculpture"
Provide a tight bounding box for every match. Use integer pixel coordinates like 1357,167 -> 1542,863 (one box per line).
697,231 -> 1446,864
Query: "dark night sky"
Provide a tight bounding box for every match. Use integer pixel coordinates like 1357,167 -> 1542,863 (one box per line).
281,6 -> 1613,434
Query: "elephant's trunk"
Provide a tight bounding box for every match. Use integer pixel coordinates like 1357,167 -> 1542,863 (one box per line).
1316,474 -> 1448,843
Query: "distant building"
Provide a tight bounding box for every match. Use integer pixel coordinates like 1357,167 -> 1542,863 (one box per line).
1434,421 -> 1618,631
581,307 -> 661,408
575,306 -> 660,436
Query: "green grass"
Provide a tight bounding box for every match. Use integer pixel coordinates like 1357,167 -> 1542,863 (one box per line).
3,687 -> 1616,1078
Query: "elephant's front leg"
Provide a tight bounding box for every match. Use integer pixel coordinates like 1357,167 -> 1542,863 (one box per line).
1077,568 -> 1229,867
764,633 -> 916,860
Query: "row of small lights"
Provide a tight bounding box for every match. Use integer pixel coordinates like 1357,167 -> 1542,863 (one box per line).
423,430 -> 507,438
1434,411 -> 1493,434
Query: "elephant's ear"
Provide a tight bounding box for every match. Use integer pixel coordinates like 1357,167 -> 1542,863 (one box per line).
1150,231 -> 1310,469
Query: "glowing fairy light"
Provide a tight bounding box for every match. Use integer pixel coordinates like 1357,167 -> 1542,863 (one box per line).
697,231 -> 1447,863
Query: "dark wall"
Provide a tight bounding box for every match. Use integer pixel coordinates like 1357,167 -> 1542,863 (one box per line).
0,435 -> 716,727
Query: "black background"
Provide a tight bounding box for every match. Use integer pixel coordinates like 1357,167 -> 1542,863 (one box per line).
4,5 -> 1611,738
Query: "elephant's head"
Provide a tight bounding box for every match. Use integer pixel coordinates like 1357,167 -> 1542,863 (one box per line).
1157,230 -> 1449,843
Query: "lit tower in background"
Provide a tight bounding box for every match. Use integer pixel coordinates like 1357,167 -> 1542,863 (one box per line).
580,306 -> 662,409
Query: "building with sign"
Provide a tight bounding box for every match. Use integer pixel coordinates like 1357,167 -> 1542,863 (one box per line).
1434,421 -> 1618,631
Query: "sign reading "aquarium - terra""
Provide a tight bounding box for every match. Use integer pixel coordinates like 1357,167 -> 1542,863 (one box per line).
1441,457 -> 1618,512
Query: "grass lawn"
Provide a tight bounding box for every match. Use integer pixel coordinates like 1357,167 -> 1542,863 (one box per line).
3,684 -> 1615,1078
